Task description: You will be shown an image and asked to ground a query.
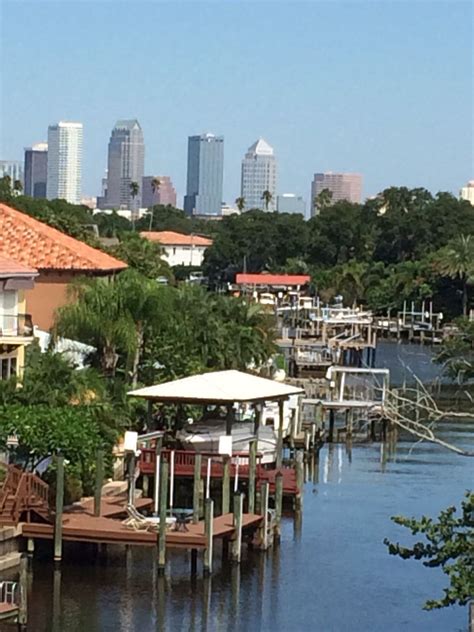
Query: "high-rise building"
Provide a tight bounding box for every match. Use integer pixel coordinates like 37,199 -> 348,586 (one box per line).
276,194 -> 306,215
241,139 -> 277,212
310,172 -> 362,215
103,119 -> 145,211
46,121 -> 83,204
184,133 -> 224,216
0,161 -> 23,186
24,143 -> 48,198
142,175 -> 177,208
460,180 -> 474,205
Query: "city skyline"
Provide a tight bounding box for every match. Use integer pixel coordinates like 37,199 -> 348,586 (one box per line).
1,2 -> 471,206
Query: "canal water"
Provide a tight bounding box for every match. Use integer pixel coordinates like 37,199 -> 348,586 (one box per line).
17,420 -> 473,632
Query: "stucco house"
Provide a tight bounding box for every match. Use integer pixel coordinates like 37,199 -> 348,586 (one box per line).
0,203 -> 127,331
140,230 -> 213,267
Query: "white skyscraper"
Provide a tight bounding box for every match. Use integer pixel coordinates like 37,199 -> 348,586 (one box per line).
241,138 -> 277,211
46,121 -> 83,204
460,180 -> 474,206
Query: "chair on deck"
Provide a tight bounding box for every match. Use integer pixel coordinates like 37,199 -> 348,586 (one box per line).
123,504 -> 176,532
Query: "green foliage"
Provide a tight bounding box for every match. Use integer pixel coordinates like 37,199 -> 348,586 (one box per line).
433,235 -> 474,316
109,232 -> 173,281
384,492 -> 474,609
435,318 -> 474,383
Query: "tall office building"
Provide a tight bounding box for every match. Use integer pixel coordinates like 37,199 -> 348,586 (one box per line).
276,194 -> 306,215
142,175 -> 177,208
0,161 -> 23,185
103,119 -> 145,211
24,143 -> 48,198
241,139 -> 277,211
184,133 -> 224,216
46,121 -> 83,204
460,180 -> 474,206
310,172 -> 362,215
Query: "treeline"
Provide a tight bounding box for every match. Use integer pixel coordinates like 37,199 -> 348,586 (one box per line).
1,177 -> 473,316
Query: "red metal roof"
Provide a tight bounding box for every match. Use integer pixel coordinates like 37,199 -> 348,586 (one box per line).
141,231 -> 213,247
0,254 -> 38,278
235,273 -> 311,286
0,203 -> 128,272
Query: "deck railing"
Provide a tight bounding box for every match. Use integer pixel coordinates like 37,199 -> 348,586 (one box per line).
0,581 -> 18,605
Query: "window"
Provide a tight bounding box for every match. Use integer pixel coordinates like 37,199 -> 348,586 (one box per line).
0,356 -> 17,380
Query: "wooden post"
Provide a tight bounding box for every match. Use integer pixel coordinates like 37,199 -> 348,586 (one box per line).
153,436 -> 162,516
277,400 -> 284,469
295,450 -> 304,511
158,459 -> 169,573
253,405 -> 261,436
222,455 -> 230,515
52,566 -> 61,632
231,493 -> 243,563
258,481 -> 270,550
193,453 -> 202,523
94,449 -> 104,517
54,454 -> 64,564
203,498 -> 214,575
248,439 -> 257,514
18,554 -> 27,630
127,452 -> 136,506
274,471 -> 283,544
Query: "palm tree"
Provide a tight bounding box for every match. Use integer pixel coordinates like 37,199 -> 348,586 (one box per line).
13,180 -> 23,196
235,196 -> 245,212
54,270 -> 167,385
436,235 -> 474,316
148,177 -> 161,230
314,188 -> 333,213
261,190 -> 273,211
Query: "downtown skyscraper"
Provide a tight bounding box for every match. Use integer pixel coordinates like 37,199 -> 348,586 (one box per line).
24,143 -> 48,198
241,139 -> 277,211
184,133 -> 224,216
102,120 -> 145,210
310,172 -> 362,215
46,121 -> 83,204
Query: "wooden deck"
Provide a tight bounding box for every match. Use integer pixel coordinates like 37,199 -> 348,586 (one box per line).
21,494 -> 263,550
139,449 -> 298,495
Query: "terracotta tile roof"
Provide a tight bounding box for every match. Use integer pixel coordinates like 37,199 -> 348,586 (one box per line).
141,231 -> 213,247
0,254 -> 38,278
0,203 -> 127,272
236,273 -> 311,286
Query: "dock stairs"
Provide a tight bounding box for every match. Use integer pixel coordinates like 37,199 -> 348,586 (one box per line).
0,465 -> 51,526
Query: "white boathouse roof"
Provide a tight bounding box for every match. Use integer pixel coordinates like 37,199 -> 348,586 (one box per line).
128,370 -> 303,404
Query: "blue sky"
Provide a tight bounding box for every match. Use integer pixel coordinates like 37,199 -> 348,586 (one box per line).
1,1 -> 472,206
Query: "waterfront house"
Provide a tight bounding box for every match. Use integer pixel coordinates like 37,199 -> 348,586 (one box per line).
0,255 -> 38,380
0,203 -> 127,330
140,231 -> 213,267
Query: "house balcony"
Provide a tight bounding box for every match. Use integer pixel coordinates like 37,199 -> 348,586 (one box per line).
0,314 -> 35,347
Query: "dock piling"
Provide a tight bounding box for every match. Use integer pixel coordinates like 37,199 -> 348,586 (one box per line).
222,455 -> 230,515
277,400 -> 284,468
54,454 -> 64,564
203,498 -> 214,575
192,453 -> 202,523
18,554 -> 27,630
158,459 -> 169,574
94,449 -> 104,517
231,492 -> 244,563
295,450 -> 304,511
274,471 -> 283,544
248,439 -> 257,514
258,481 -> 270,550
